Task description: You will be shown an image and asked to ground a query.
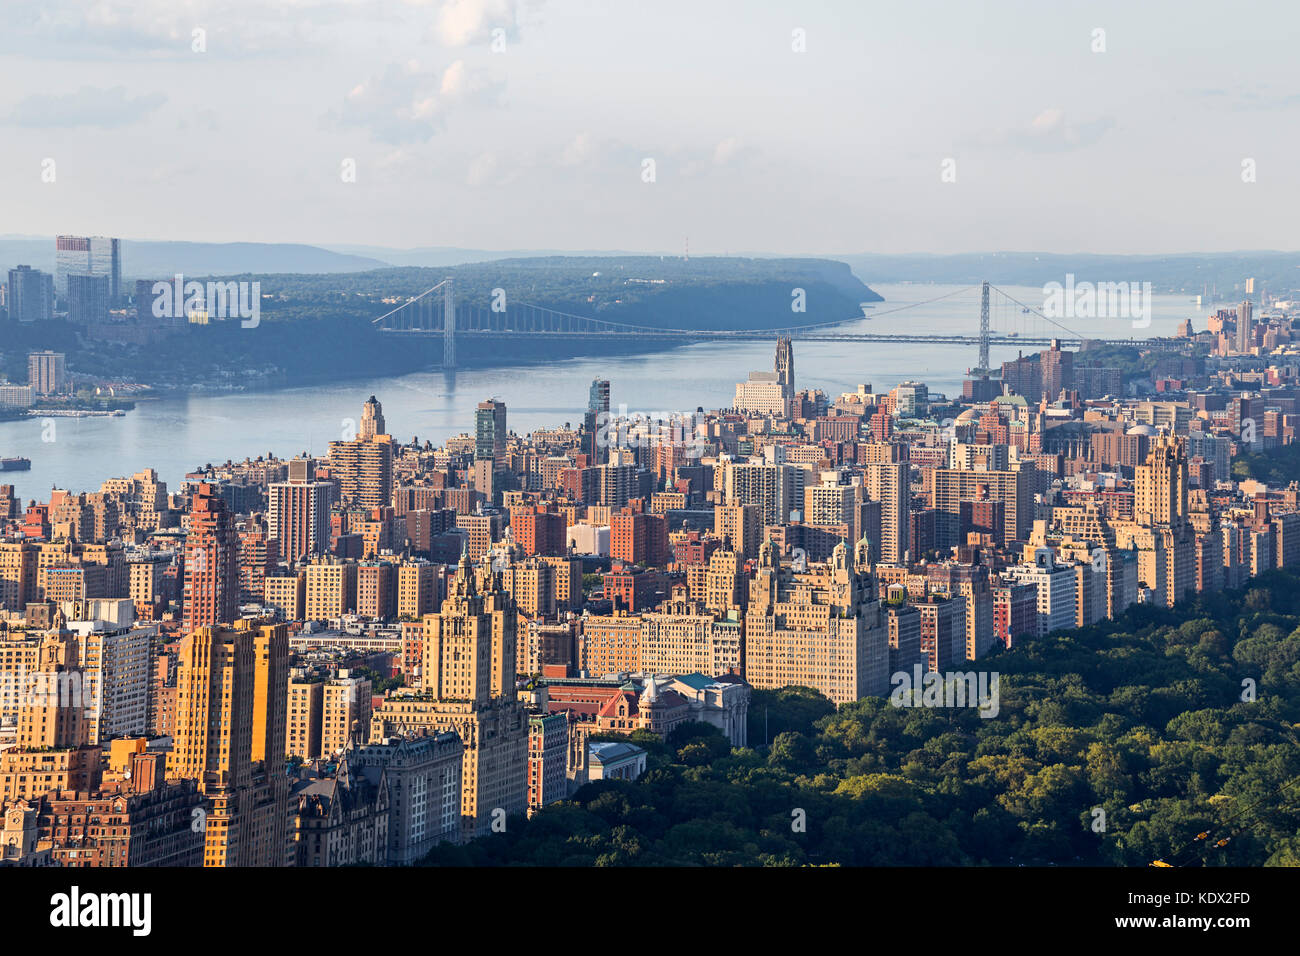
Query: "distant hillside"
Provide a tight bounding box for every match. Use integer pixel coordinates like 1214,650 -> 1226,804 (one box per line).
0,239 -> 389,280
323,245 -> 659,268
841,251 -> 1300,295
122,241 -> 389,278
238,255 -> 884,331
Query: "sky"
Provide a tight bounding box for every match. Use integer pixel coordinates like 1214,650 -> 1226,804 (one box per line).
0,0 -> 1295,257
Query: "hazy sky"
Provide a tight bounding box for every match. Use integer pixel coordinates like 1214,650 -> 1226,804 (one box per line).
0,0 -> 1295,256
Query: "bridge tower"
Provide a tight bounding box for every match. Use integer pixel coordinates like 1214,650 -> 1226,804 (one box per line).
442,277 -> 455,369
978,281 -> 990,372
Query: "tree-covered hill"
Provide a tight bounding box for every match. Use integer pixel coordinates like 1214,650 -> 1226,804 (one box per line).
0,257 -> 882,388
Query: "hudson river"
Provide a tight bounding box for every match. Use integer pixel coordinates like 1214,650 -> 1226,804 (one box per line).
0,284 -> 1207,501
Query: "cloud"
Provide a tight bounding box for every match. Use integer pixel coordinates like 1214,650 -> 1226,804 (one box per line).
2,86 -> 167,128
0,0 -> 392,59
438,59 -> 504,103
465,150 -> 501,185
330,59 -> 502,144
712,137 -> 747,165
560,132 -> 594,166
968,108 -> 1116,153
434,0 -> 521,46
1183,87 -> 1300,111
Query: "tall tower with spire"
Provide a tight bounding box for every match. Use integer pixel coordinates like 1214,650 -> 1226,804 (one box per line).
367,552 -> 528,839
360,395 -> 386,440
775,337 -> 795,412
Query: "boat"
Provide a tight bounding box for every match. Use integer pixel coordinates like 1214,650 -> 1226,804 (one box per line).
0,457 -> 32,471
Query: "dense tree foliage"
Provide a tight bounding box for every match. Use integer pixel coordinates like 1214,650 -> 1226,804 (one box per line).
422,570 -> 1300,867
1232,443 -> 1300,487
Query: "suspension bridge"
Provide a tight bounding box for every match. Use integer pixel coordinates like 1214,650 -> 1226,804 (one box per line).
372,279 -> 1147,370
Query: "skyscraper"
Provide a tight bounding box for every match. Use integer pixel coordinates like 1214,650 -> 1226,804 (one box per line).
183,483 -> 240,632
475,399 -> 507,468
371,554 -> 530,839
0,632 -> 103,803
55,235 -> 121,300
1040,339 -> 1074,401
588,379 -> 610,416
27,351 -> 66,395
745,539 -> 889,704
1135,436 -> 1189,528
7,266 -> 54,323
1236,299 -> 1254,353
360,395 -> 386,439
268,457 -> 335,562
67,273 -> 110,325
725,460 -> 804,526
775,336 -> 795,410
583,379 -> 611,464
170,618 -> 292,866
866,460 -> 911,564
329,399 -> 394,508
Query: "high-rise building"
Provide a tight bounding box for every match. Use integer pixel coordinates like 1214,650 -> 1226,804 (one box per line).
268,458 -> 335,562
360,395 -> 386,439
714,502 -> 763,561
596,463 -> 638,510
1135,437 -> 1189,528
69,616 -> 154,745
1236,299 -> 1254,353
527,713 -> 569,811
734,372 -> 787,417
775,336 -> 795,408
370,554 -> 529,839
183,483 -> 240,633
304,555 -> 358,620
238,516 -> 279,606
512,507 -> 567,556
725,461 -> 804,526
1003,549 -> 1079,638
0,632 -> 103,803
745,538 -> 889,704
804,478 -> 854,527
583,379 -> 611,464
1040,340 -> 1074,401
865,460 -> 911,564
67,273 -> 110,325
170,619 -> 293,867
932,466 -> 1033,549
611,505 -> 669,567
353,732 -> 463,860
475,399 -> 508,469
8,266 -> 54,323
396,560 -> 439,618
27,351 -> 66,395
286,678 -> 324,760
328,400 -> 394,509
640,599 -> 743,676
322,674 -> 372,755
55,235 -> 121,300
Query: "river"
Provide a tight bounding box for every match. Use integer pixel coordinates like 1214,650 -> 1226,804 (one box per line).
0,283 -> 1210,501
